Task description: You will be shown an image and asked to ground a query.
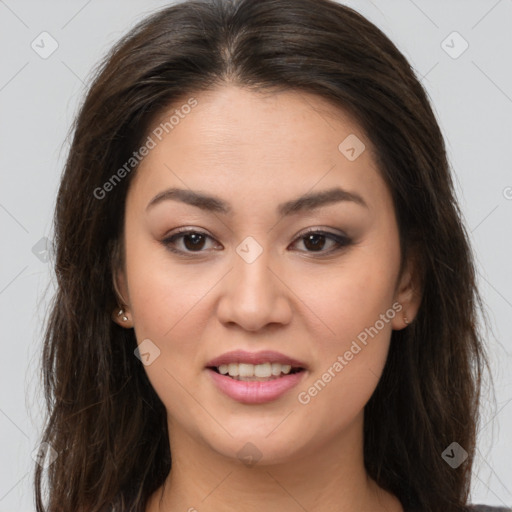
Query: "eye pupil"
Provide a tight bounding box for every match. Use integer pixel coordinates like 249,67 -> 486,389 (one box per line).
184,233 -> 206,251
304,233 -> 325,251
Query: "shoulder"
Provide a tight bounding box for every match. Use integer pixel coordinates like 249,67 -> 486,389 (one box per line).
467,505 -> 512,512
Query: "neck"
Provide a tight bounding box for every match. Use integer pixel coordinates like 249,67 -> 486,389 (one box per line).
146,413 -> 403,512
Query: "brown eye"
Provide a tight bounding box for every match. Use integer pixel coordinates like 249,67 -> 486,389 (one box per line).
162,229 -> 219,255
181,232 -> 207,251
302,233 -> 328,251
292,229 -> 351,255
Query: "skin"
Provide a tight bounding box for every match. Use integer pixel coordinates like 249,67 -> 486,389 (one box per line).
113,85 -> 421,512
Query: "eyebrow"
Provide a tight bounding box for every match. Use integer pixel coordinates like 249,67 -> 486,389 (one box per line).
145,186 -> 368,216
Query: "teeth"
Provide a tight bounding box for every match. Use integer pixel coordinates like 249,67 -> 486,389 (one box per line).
216,362 -> 295,378
272,363 -> 290,375
239,363 -> 253,377
255,363 -> 271,377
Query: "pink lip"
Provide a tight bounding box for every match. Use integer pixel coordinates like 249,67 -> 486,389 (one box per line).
207,368 -> 307,404
205,349 -> 307,369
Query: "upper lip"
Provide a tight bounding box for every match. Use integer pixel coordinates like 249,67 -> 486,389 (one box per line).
206,350 -> 307,369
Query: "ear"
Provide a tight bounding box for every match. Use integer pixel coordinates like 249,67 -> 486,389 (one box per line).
391,250 -> 422,330
111,268 -> 133,328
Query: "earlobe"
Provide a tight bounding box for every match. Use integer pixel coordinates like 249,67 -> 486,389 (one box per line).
391,303 -> 413,330
111,302 -> 134,328
111,306 -> 132,327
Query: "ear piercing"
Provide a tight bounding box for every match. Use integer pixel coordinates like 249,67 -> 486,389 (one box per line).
403,314 -> 409,325
117,308 -> 128,322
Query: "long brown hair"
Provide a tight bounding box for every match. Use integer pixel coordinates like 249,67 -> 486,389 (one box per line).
35,1 -> 491,511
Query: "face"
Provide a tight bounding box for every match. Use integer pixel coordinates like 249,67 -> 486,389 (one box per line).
114,85 -> 419,465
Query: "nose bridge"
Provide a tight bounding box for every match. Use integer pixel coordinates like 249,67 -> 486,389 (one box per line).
233,235 -> 276,302
217,235 -> 291,329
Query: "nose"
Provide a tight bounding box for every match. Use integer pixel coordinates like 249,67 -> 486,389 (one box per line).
216,244 -> 293,332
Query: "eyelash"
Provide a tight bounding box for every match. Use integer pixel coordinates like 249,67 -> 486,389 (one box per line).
161,227 -> 352,257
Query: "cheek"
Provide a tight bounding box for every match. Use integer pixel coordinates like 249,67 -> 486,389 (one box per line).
292,237 -> 399,410
295,338 -> 390,441
292,246 -> 399,351
124,247 -> 219,430
125,229 -> 215,339
296,282 -> 395,426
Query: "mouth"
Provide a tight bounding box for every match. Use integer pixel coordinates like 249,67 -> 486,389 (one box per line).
205,350 -> 308,404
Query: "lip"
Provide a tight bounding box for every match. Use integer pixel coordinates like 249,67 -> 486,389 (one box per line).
205,350 -> 308,404
205,349 -> 307,369
207,368 -> 308,404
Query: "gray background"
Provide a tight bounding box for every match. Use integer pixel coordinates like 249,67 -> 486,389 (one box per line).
0,0 -> 511,510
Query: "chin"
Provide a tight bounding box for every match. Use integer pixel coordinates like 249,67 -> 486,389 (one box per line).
196,418 -> 316,467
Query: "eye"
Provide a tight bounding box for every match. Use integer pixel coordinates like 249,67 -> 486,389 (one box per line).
290,228 -> 352,255
160,227 -> 352,256
161,228 -> 220,255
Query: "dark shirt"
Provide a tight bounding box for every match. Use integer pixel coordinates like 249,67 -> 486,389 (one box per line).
406,504 -> 511,511
469,506 -> 511,512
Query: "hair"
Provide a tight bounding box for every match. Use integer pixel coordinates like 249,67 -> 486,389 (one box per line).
34,0 -> 492,511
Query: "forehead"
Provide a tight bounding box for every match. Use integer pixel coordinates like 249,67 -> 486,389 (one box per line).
128,85 -> 389,215
147,85 -> 369,161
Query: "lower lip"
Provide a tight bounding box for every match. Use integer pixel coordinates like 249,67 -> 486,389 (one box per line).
207,368 -> 307,404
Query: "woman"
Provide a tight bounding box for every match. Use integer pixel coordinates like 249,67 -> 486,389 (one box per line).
34,0 -> 510,511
